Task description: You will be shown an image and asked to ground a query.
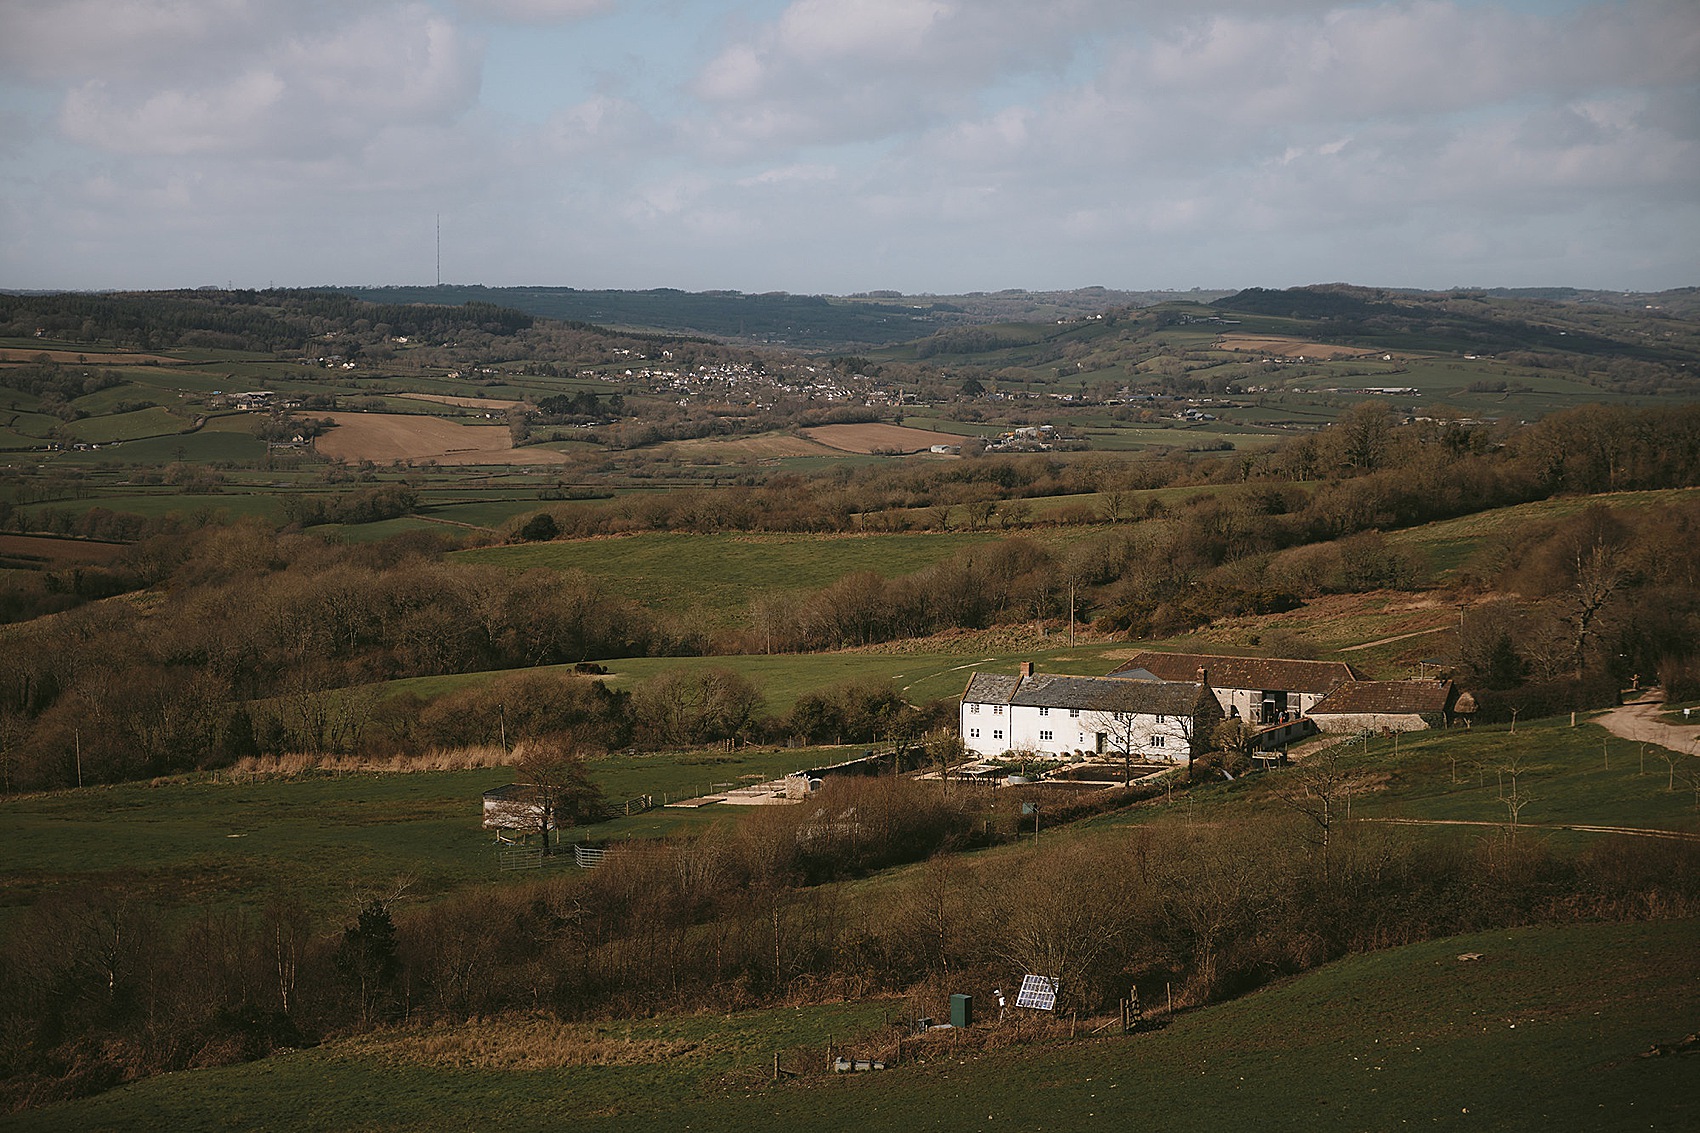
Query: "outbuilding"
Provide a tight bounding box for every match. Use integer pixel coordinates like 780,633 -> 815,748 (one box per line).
1307,679 -> 1459,733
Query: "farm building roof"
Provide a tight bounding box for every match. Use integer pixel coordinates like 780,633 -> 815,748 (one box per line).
1013,673 -> 1205,715
963,672 -> 1023,703
964,669 -> 1206,716
1309,679 -> 1456,716
1110,651 -> 1360,695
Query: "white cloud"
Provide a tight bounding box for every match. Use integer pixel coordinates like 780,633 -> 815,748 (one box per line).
0,0 -> 264,83
686,0 -> 1094,153
542,95 -> 666,158
455,0 -> 611,23
737,163 -> 838,188
771,0 -> 952,64
6,2 -> 481,161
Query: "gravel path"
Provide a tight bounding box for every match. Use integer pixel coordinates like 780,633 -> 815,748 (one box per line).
1594,692 -> 1700,757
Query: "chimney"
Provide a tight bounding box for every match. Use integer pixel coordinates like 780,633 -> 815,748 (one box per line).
1196,666 -> 1209,686
1019,661 -> 1035,679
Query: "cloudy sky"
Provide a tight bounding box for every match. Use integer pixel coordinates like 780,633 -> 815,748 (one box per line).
2,0 -> 1696,294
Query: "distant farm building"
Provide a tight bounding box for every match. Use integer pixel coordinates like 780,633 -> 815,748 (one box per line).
1109,652 -> 1361,725
1307,679 -> 1460,733
482,784 -> 544,832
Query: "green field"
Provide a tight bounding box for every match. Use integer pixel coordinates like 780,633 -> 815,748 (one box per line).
76,429 -> 269,464
0,743 -> 841,920
58,406 -> 191,444
1386,486 -> 1700,575
375,641 -> 1137,718
20,490 -> 288,524
455,531 -> 1018,620
8,917 -> 1691,1132
1350,715 -> 1700,834
1093,714 -> 1700,844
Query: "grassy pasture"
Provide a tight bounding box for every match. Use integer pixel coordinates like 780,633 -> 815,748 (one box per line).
374,641 -> 1137,721
9,917 -> 1692,1131
454,531 -> 1015,621
0,744 -> 837,920
0,770 -> 501,919
1385,486 -> 1700,575
20,491 -> 287,524
66,382 -> 161,415
1128,713 -> 1700,841
1384,717 -> 1700,832
58,406 -> 190,444
421,498 -> 548,529
74,429 -> 268,464
315,517 -> 455,543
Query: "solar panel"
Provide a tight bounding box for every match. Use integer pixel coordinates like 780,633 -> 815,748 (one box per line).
1015,974 -> 1058,1011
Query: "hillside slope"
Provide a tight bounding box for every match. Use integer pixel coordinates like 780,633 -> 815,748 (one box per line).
10,918 -> 1691,1132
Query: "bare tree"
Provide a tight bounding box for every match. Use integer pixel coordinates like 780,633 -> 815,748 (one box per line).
512,738 -> 604,856
1087,706 -> 1146,786
1564,525 -> 1630,679
993,840 -> 1137,1013
1272,744 -> 1377,881
1496,753 -> 1536,843
1657,745 -> 1685,792
925,728 -> 967,798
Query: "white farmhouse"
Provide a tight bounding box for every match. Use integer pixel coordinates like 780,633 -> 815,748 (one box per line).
960,662 -> 1222,763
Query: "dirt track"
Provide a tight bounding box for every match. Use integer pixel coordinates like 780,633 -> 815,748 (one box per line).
395,393 -> 524,411
1363,817 -> 1700,842
1595,693 -> 1700,757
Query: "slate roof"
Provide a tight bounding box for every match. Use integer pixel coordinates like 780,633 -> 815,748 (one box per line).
965,671 -> 1205,716
963,672 -> 1022,704
1110,651 -> 1360,695
1309,679 -> 1455,716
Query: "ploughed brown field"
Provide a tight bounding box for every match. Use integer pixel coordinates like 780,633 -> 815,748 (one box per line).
801,422 -> 965,454
394,393 -> 525,411
313,411 -> 574,465
1215,334 -> 1379,360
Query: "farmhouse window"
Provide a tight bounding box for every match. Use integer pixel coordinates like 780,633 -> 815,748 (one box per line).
970,703 -> 980,714
993,730 -> 1004,740
1038,707 -> 1049,717
993,705 -> 1003,715
970,728 -> 980,739
1151,735 -> 1166,748
1156,714 -> 1166,724
1069,708 -> 1080,717
1039,730 -> 1053,741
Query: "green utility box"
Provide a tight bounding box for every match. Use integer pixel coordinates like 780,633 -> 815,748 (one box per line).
950,993 -> 972,1028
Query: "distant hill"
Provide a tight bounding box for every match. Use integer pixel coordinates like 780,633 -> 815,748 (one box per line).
1212,284 -> 1700,362
331,285 -> 1225,351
